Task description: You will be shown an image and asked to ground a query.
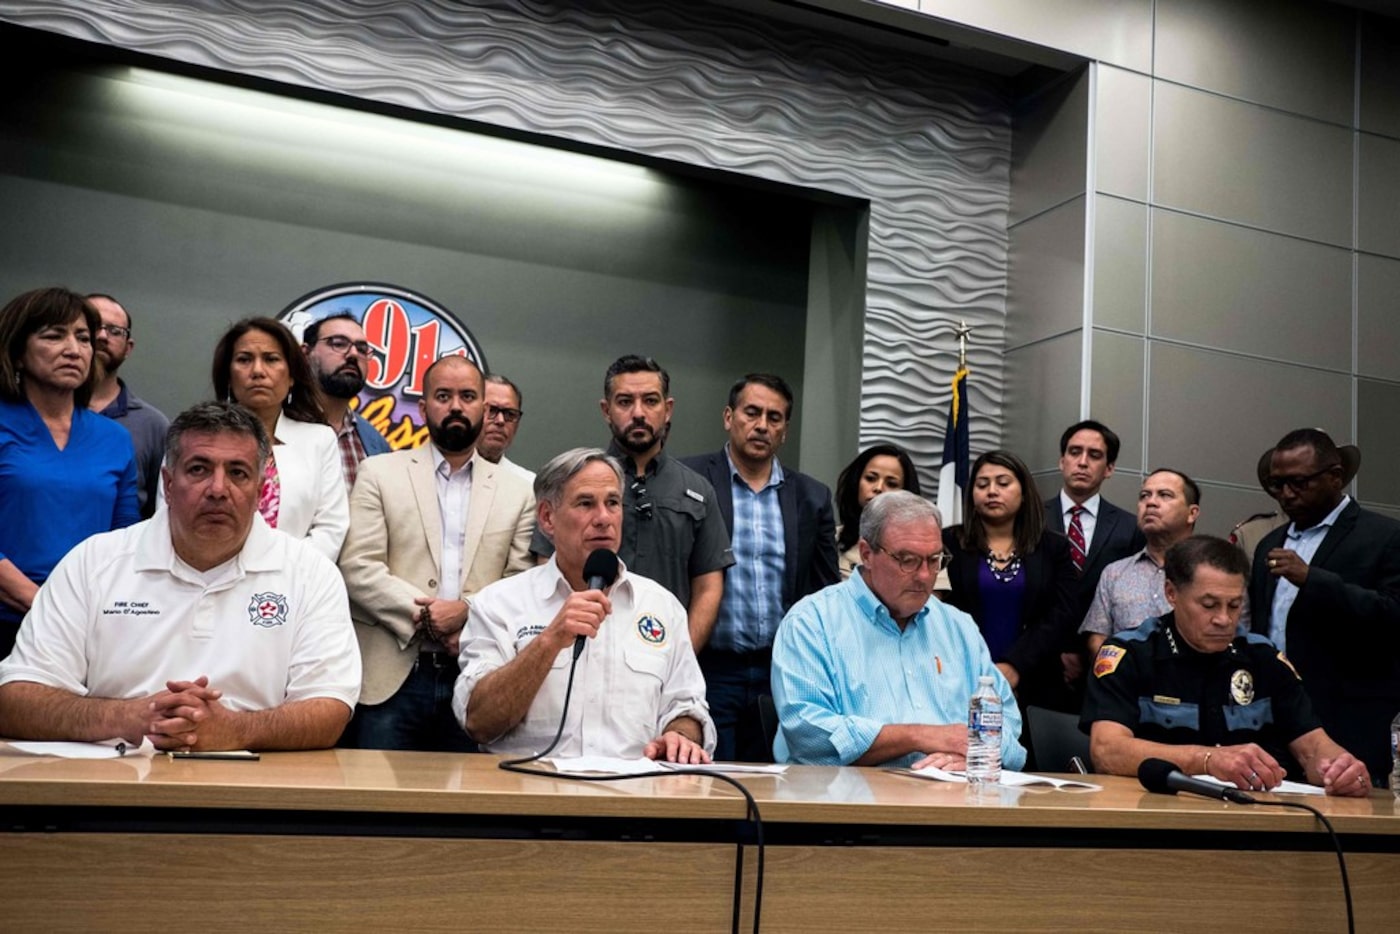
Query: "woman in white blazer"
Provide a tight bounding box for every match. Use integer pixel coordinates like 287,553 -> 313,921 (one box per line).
210,317 -> 348,561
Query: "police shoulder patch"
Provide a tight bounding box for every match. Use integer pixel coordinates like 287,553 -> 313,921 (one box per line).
1093,645 -> 1127,678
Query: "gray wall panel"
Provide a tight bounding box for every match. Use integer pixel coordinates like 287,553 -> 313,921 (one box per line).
1191,481 -> 1279,540
1003,331 -> 1081,472
1357,378 -> 1400,504
1093,195 -> 1148,334
1153,83 -> 1352,245
1089,330 -> 1145,473
1147,342 -> 1351,488
892,0 -> 1153,70
1094,65 -> 1151,202
1007,196 -> 1086,347
1154,0 -> 1354,124
1358,253 -> 1400,382
1150,210 -> 1352,369
1359,132 -> 1400,259
1359,13 -> 1400,139
1011,69 -> 1088,224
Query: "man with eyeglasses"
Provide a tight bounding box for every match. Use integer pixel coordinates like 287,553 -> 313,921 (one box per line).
87,293 -> 170,518
1247,428 -> 1400,785
302,312 -> 390,491
681,373 -> 839,761
530,355 -> 733,652
771,491 -> 1025,769
476,374 -> 535,484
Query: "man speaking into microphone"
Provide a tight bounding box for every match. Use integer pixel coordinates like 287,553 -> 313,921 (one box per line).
455,448 -> 714,762
1082,535 -> 1370,796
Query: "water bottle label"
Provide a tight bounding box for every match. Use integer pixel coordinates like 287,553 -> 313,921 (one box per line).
970,709 -> 1002,739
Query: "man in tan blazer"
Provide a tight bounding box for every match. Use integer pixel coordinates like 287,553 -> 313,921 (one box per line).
338,357 -> 535,750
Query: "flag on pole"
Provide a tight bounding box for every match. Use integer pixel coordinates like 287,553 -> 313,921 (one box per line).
937,366 -> 969,527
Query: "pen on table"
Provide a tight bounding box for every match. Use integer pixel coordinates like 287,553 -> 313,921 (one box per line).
115,742 -> 128,757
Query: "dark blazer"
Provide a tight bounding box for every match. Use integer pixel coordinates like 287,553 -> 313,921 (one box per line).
681,450 -> 840,614
1248,500 -> 1400,780
1044,493 -> 1146,620
943,526 -> 1079,711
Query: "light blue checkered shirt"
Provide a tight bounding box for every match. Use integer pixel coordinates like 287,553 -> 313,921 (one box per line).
709,447 -> 786,653
771,570 -> 1027,768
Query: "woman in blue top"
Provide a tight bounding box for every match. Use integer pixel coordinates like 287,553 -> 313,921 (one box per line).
0,287 -> 139,655
942,450 -> 1077,713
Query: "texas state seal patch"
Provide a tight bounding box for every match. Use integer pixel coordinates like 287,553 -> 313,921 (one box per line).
249,592 -> 289,628
636,614 -> 667,645
1093,645 -> 1126,678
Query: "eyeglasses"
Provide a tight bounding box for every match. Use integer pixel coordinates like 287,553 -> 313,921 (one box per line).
97,323 -> 131,340
873,545 -> 952,574
312,335 -> 372,357
486,404 -> 522,424
630,478 -> 653,521
1264,465 -> 1337,495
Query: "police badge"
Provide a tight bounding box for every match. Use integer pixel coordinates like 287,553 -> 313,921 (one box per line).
1229,668 -> 1254,706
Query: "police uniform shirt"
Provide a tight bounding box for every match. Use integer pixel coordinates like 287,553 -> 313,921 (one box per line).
1082,613 -> 1321,776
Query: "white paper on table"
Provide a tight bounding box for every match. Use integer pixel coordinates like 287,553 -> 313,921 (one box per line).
542,756 -> 658,775
1193,773 -> 1324,796
0,737 -> 155,759
656,761 -> 788,775
901,765 -> 1101,791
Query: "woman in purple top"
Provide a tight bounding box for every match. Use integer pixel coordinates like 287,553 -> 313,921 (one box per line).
942,450 -> 1077,713
0,288 -> 138,655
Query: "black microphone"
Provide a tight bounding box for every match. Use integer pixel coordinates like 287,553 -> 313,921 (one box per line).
575,548 -> 620,660
1137,757 -> 1257,805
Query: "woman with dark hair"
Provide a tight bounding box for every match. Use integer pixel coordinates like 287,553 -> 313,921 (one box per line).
834,443 -> 922,579
942,449 -> 1078,711
0,287 -> 138,654
208,317 -> 347,560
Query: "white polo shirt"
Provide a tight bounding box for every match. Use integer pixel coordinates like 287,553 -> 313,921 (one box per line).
454,558 -> 714,758
0,512 -> 361,712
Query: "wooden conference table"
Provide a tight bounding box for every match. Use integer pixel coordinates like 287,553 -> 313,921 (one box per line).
1,750 -> 1396,932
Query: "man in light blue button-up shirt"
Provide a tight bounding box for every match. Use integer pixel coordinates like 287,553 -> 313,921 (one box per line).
771,491 -> 1025,769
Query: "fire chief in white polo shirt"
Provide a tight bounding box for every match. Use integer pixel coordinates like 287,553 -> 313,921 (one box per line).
0,402 -> 360,751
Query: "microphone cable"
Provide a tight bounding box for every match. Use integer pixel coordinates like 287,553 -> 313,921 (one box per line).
1248,797 -> 1353,934
497,647 -> 766,934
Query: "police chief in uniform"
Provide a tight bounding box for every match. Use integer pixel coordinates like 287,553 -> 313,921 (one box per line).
1082,535 -> 1370,796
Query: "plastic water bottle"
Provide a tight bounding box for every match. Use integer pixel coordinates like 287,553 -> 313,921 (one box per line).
1390,711 -> 1399,799
966,675 -> 1003,784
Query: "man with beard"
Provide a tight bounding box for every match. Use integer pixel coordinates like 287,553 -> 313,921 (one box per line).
530,355 -> 733,651
302,313 -> 390,490
87,293 -> 170,518
338,356 -> 535,750
476,374 -> 534,484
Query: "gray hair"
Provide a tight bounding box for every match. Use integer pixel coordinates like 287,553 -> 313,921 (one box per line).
165,401 -> 272,472
859,490 -> 942,550
535,447 -> 624,509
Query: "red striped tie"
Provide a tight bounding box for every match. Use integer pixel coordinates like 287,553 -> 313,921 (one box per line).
1067,505 -> 1087,576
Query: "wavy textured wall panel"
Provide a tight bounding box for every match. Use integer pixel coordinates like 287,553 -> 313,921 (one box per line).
2,0 -> 1011,487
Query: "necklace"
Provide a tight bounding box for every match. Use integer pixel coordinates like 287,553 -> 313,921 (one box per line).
985,549 -> 1022,583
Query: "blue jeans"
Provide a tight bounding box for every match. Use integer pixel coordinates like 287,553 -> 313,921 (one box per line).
700,648 -> 774,762
339,653 -> 477,752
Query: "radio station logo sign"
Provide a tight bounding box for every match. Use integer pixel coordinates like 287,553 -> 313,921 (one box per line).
279,283 -> 487,451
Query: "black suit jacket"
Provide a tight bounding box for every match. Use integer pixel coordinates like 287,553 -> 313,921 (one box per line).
681,450 -> 840,615
943,527 -> 1079,711
1248,500 -> 1400,780
1044,493 -> 1146,622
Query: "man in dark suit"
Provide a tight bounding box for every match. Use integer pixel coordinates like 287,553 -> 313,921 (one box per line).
1249,428 -> 1400,785
1043,420 -> 1146,707
682,373 -> 839,760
